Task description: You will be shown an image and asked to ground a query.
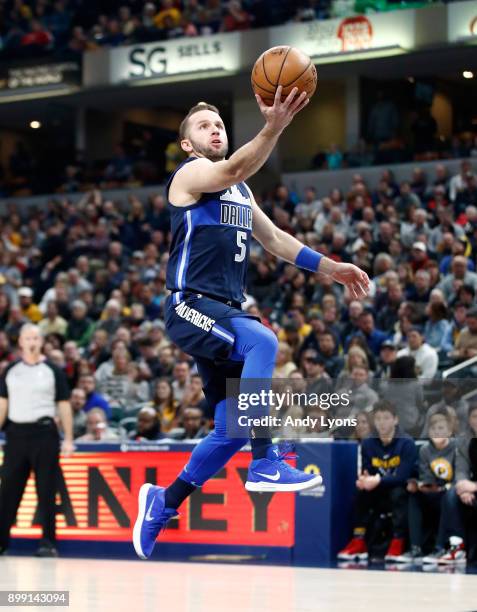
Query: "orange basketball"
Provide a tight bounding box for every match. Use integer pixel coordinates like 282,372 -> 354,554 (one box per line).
251,46 -> 318,106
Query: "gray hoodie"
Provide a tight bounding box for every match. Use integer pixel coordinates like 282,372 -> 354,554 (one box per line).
419,438 -> 456,486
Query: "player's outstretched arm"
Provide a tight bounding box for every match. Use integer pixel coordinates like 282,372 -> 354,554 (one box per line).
176,86 -> 309,196
252,199 -> 369,300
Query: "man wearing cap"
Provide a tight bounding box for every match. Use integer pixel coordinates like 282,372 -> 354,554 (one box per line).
410,242 -> 429,273
18,287 -> 42,323
397,327 -> 438,379
375,340 -> 398,379
303,350 -> 332,396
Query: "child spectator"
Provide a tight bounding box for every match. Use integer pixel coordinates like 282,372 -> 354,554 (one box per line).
337,400 -> 417,563
401,411 -> 456,563
421,404 -> 477,565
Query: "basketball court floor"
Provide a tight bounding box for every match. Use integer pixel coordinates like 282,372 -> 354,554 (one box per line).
1,557 -> 476,612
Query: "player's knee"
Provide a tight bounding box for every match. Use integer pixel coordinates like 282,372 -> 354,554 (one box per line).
255,326 -> 279,356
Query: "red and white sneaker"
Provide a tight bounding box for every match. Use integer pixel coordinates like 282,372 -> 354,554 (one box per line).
337,537 -> 368,561
384,538 -> 406,562
436,536 -> 466,565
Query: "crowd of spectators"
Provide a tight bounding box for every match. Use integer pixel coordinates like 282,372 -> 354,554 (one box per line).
0,138 -> 173,197
0,0 -> 458,61
313,133 -> 477,172
0,158 -> 475,442
336,399 -> 477,566
0,154 -> 476,564
0,0 -> 342,61
2,129 -> 476,198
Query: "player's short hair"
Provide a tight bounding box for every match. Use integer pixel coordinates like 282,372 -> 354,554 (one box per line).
179,102 -> 220,140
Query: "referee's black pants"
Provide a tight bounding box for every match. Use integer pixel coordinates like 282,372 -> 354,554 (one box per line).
0,419 -> 60,549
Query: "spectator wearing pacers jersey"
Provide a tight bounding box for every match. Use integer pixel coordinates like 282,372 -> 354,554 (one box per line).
0,324 -> 73,557
401,411 -> 456,563
422,404 -> 477,566
338,400 -> 417,564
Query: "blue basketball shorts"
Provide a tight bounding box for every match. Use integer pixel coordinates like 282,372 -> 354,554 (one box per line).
164,292 -> 258,408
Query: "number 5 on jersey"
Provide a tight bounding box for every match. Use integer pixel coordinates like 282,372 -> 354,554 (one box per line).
235,231 -> 247,262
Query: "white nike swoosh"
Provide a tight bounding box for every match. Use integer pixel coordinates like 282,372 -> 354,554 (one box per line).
145,497 -> 155,521
255,470 -> 281,481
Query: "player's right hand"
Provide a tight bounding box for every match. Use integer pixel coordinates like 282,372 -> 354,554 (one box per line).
256,86 -> 309,135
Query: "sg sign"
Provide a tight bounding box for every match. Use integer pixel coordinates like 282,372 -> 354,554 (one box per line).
110,34 -> 241,83
129,46 -> 167,78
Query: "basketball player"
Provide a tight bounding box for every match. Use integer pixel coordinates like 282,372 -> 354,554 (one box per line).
134,87 -> 369,559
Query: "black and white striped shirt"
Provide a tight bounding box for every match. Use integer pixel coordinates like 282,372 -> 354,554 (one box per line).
0,360 -> 70,423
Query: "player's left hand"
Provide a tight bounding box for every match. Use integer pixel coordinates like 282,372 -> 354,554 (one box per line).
325,262 -> 370,300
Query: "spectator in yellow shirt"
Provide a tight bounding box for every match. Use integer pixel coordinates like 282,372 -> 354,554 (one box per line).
18,287 -> 42,323
278,309 -> 312,342
154,0 -> 181,29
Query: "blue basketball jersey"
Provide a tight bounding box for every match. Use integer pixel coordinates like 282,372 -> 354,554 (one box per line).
166,157 -> 253,304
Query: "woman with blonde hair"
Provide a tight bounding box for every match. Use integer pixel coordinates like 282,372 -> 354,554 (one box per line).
273,342 -> 297,378
336,345 -> 369,391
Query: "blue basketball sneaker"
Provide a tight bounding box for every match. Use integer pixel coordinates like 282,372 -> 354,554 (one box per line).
245,446 -> 322,492
133,484 -> 178,559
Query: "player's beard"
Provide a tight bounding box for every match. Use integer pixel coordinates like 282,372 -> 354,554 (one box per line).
190,138 -> 228,162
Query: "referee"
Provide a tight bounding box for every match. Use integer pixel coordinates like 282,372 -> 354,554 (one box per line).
0,323 -> 73,557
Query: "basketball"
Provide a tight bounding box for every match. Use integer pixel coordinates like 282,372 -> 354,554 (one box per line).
251,46 -> 318,106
